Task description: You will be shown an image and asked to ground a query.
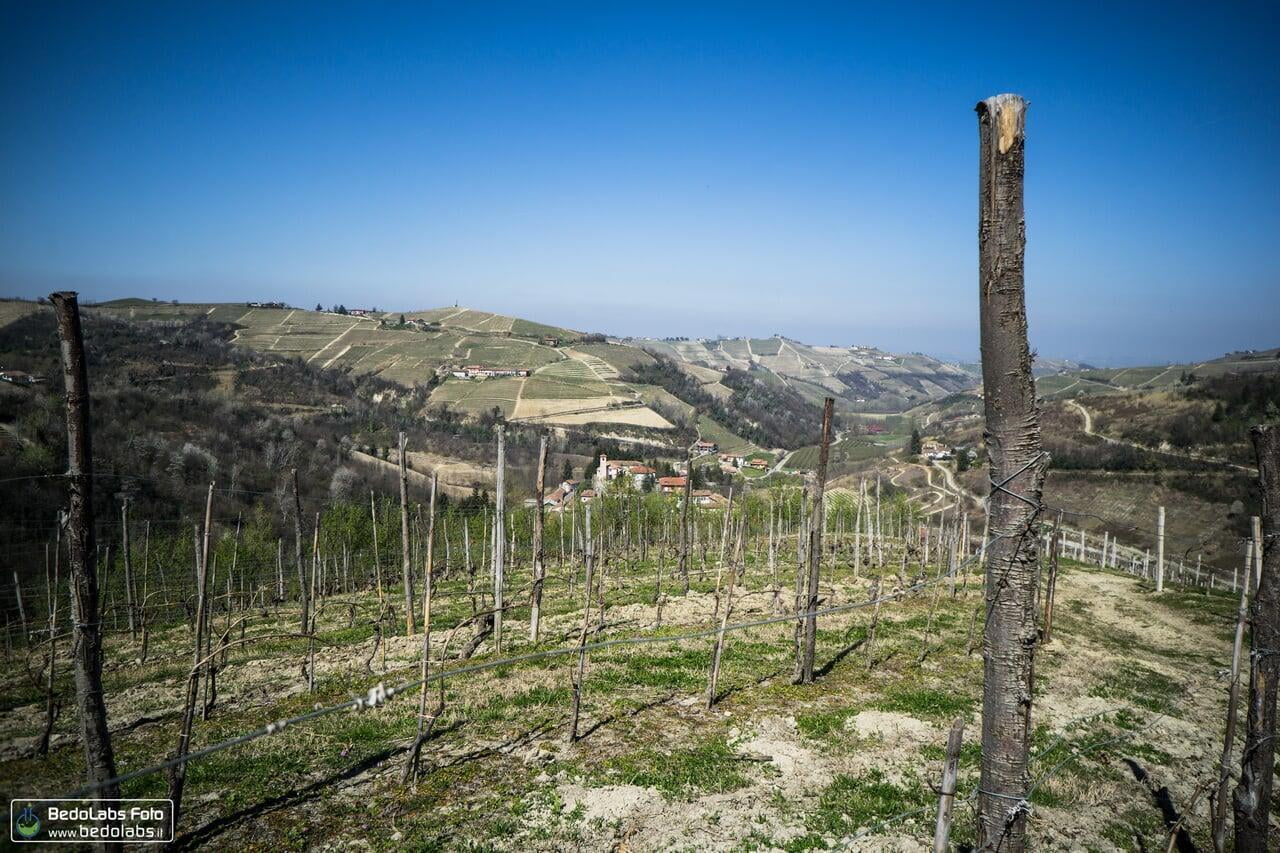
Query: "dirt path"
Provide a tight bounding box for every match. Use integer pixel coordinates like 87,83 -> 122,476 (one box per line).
1069,400 -> 1251,472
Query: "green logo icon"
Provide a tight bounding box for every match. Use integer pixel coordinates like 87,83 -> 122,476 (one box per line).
15,805 -> 41,839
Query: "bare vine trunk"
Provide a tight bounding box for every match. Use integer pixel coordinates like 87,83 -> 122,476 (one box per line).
974,95 -> 1046,853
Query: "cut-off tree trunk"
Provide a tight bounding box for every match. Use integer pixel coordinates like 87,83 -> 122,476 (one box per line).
50,291 -> 120,806
974,94 -> 1046,853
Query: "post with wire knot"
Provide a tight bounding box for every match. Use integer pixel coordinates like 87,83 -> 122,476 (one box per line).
974,94 -> 1048,853
933,717 -> 965,853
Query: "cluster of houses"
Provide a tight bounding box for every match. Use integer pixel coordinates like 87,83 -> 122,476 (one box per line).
449,365 -> 532,380
718,452 -> 770,473
530,463 -> 727,512
245,301 -> 288,309
922,439 -> 952,460
0,369 -> 43,387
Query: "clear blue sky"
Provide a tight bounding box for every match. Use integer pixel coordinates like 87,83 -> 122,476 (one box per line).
2,2 -> 1277,365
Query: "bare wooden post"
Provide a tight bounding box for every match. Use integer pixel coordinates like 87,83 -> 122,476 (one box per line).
568,504 -> 594,743
975,95 -> 1045,853
1042,514 -> 1061,643
794,397 -> 834,684
50,291 -> 120,803
398,432 -> 417,636
290,468 -> 309,634
493,424 -> 506,652
707,518 -> 742,708
1213,557 -> 1250,852
530,434 -> 548,643
933,718 -> 965,853
1232,425 -> 1279,852
167,481 -> 213,827
678,457 -> 693,593
1155,505 -> 1166,593
404,473 -> 439,784
121,498 -> 136,639
370,490 -> 384,604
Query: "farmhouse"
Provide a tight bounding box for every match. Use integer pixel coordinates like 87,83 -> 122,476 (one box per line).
541,336 -> 560,347
593,455 -> 656,490
718,452 -> 745,469
866,423 -> 886,435
693,439 -> 717,454
657,476 -> 687,494
543,479 -> 581,511
691,489 -> 728,508
746,457 -> 770,470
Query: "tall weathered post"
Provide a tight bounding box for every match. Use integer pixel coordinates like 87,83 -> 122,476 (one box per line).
493,425 -> 506,652
1155,505 -> 1166,593
398,432 -> 417,636
50,291 -> 120,804
974,95 -> 1046,853
1233,425 -> 1278,852
678,456 -> 693,593
793,397 -> 834,684
530,433 -> 548,643
291,469 -> 309,633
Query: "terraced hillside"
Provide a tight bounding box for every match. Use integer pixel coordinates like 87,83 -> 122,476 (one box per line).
1036,347 -> 1280,399
629,337 -> 980,413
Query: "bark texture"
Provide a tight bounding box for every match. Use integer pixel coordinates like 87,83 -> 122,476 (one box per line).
50,291 -> 120,802
974,95 -> 1046,853
1232,425 -> 1279,852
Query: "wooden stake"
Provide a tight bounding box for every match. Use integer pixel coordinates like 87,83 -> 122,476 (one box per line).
530,434 -> 548,643
794,398 -> 833,684
933,718 -> 965,853
568,504 -> 594,743
493,425 -> 506,652
398,433 -> 417,636
167,481 -> 213,827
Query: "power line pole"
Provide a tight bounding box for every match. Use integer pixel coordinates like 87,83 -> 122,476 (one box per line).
50,291 -> 120,805
974,95 -> 1046,853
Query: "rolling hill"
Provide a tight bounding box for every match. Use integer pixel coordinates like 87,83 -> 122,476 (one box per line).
629,336 -> 981,413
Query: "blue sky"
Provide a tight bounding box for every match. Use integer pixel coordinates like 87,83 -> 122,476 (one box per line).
2,2 -> 1277,365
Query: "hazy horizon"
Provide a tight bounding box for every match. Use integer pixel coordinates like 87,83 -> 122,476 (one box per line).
3,3 -> 1278,367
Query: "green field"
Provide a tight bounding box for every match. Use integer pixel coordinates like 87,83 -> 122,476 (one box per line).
428,376 -> 523,417
697,415 -> 760,455
522,358 -> 612,399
